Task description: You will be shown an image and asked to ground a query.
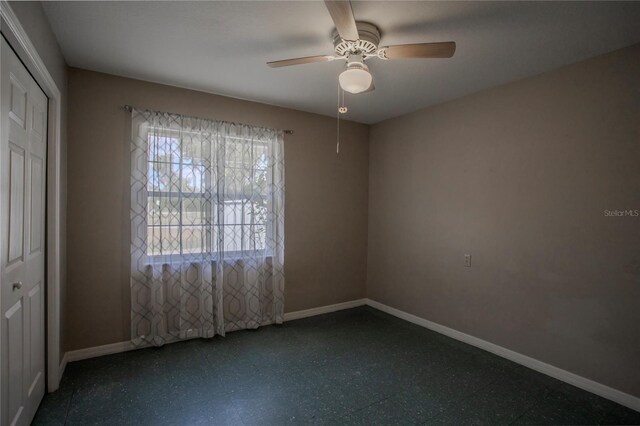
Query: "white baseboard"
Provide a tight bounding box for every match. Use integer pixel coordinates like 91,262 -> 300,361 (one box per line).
365,298 -> 640,413
65,340 -> 138,363
58,353 -> 68,384
62,298 -> 368,364
284,298 -> 367,321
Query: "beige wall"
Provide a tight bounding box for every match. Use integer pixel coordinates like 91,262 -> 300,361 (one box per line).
66,68 -> 369,351
368,44 -> 640,397
5,0 -> 68,362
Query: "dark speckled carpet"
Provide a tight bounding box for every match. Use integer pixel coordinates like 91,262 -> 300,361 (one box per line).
34,307 -> 640,425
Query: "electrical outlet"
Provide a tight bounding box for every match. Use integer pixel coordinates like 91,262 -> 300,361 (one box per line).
464,254 -> 471,267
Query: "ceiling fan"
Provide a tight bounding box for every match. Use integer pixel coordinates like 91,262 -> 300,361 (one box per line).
267,0 -> 456,95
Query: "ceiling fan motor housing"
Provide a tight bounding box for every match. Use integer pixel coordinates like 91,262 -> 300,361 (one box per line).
345,55 -> 367,70
332,22 -> 381,56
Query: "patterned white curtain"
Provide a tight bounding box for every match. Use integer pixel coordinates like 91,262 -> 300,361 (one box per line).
130,109 -> 285,346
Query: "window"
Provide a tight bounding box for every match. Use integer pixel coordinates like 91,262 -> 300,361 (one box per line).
145,128 -> 271,258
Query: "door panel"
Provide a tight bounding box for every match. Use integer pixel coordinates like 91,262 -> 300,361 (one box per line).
27,283 -> 43,398
5,300 -> 24,426
7,146 -> 25,265
29,157 -> 43,254
30,104 -> 45,142
8,76 -> 27,129
1,37 -> 48,426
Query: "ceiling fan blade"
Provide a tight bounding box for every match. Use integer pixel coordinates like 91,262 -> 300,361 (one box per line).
267,55 -> 334,68
382,42 -> 456,60
324,0 -> 359,41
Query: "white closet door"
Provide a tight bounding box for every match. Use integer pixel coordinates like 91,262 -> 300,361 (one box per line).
1,37 -> 48,426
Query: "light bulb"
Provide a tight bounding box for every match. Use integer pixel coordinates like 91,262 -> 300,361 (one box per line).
339,66 -> 373,94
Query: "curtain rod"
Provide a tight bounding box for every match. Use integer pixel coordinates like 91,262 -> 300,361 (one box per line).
122,104 -> 293,135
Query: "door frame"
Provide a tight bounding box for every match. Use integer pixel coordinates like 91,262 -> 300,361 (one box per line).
1,2 -> 63,392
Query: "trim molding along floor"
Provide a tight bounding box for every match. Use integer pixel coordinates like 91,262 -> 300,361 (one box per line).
59,299 -> 369,374
59,297 -> 640,412
365,299 -> 640,413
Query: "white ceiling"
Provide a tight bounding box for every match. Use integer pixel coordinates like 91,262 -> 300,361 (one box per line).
43,1 -> 640,124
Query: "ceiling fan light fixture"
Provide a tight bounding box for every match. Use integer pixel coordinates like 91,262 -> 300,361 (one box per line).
267,1 -> 457,96
339,63 -> 372,94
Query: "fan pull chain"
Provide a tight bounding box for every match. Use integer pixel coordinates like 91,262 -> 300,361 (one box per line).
337,84 -> 341,154
337,85 -> 348,154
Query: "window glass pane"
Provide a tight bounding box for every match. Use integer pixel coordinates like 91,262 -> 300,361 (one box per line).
250,170 -> 268,199
243,202 -> 252,224
181,134 -> 207,166
243,225 -> 266,251
224,169 -> 244,200
182,226 -> 206,254
247,172 -> 263,200
240,142 -> 252,168
225,142 -> 242,168
181,164 -> 205,193
182,197 -> 206,226
148,226 -> 181,255
223,225 -> 242,252
248,201 -> 268,225
148,135 -> 180,163
147,226 -> 162,256
253,143 -> 268,170
223,200 -> 243,225
148,196 -> 180,226
148,162 -> 180,192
